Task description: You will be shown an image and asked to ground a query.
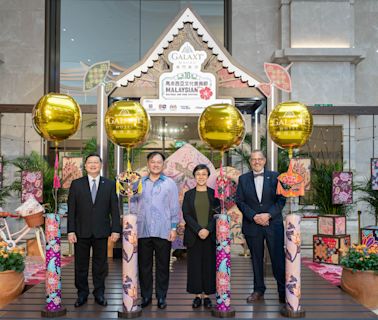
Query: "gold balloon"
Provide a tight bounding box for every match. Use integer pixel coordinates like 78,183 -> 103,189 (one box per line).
198,104 -> 245,152
105,100 -> 150,148
33,93 -> 82,145
268,101 -> 313,154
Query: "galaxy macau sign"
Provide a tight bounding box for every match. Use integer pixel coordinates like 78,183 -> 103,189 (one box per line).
141,42 -> 233,115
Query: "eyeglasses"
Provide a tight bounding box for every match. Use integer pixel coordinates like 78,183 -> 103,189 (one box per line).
250,158 -> 265,162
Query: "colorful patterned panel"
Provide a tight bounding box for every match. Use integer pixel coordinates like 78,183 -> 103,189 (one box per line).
318,216 -> 334,235
335,216 -> 346,235
291,158 -> 311,191
361,226 -> 378,248
313,234 -> 351,265
21,171 -> 43,203
371,158 -> 378,190
208,166 -> 244,244
332,172 -> 353,204
62,157 -> 83,189
318,215 -> 346,236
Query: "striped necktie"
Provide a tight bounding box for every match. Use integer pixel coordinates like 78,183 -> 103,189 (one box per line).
91,179 -> 97,203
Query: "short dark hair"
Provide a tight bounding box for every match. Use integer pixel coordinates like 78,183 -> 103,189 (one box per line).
193,164 -> 210,177
250,149 -> 266,159
147,151 -> 166,161
85,153 -> 102,163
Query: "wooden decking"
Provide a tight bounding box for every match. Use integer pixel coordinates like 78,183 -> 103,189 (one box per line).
0,255 -> 376,319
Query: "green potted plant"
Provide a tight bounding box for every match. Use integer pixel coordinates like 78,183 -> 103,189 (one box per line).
0,241 -> 25,308
311,158 -> 353,264
340,243 -> 378,309
356,179 -> 378,226
10,151 -> 55,212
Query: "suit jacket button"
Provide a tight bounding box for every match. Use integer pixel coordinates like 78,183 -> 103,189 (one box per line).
259,204 -> 263,207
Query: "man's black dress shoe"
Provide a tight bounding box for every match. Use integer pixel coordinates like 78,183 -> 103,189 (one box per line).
203,297 -> 213,309
192,297 -> 202,308
94,295 -> 108,306
141,297 -> 152,308
279,296 -> 286,304
74,297 -> 87,307
157,297 -> 167,309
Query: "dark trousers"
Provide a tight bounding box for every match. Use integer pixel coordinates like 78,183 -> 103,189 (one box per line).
187,236 -> 216,295
244,222 -> 285,297
138,237 -> 171,299
74,237 -> 108,299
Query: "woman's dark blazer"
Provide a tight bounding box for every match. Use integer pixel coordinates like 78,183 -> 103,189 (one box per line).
182,187 -> 220,248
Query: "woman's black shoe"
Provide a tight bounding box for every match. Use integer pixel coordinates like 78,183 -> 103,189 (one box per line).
203,297 -> 212,309
192,297 -> 202,308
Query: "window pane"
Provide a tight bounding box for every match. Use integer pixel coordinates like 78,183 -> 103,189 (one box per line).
60,0 -> 224,104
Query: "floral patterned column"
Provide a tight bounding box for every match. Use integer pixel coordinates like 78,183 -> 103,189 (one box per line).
118,214 -> 142,318
280,214 -> 305,318
212,213 -> 235,318
41,213 -> 66,317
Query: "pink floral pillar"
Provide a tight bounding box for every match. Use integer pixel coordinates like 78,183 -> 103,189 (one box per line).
118,214 -> 142,318
212,213 -> 235,318
41,213 -> 66,317
281,213 -> 305,318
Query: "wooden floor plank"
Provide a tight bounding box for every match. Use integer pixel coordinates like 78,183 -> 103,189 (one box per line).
0,256 -> 376,319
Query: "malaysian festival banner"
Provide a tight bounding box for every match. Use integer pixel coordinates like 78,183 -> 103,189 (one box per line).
141,42 -> 233,115
21,171 -> 43,203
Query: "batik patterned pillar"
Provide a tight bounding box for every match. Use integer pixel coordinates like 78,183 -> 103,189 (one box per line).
42,213 -> 66,317
118,214 -> 142,318
212,213 -> 235,318
282,213 -> 305,318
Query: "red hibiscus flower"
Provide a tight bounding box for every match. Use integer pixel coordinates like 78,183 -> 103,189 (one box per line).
199,87 -> 213,100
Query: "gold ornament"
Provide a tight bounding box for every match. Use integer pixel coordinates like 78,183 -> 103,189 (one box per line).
105,100 -> 150,148
33,93 -> 82,146
268,101 -> 313,157
198,104 -> 245,152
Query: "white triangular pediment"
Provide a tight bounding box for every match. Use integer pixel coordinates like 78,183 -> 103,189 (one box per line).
115,7 -> 261,88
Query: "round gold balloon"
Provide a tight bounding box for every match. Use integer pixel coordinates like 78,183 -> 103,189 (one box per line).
33,93 -> 82,144
268,101 -> 313,151
105,100 -> 150,148
198,104 -> 245,152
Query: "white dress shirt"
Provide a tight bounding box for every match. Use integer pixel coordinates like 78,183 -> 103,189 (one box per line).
253,170 -> 264,202
88,175 -> 100,191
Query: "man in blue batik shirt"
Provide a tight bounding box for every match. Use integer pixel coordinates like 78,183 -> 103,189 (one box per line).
130,151 -> 179,310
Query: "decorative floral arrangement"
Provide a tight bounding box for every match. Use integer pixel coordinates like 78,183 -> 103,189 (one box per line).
340,244 -> 378,272
0,241 -> 25,272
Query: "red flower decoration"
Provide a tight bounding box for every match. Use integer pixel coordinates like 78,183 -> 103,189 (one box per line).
199,87 -> 213,100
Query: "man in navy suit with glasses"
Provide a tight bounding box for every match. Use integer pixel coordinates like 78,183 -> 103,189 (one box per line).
67,153 -> 121,308
236,149 -> 286,304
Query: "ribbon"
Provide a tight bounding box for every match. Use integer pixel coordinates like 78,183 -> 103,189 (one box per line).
53,151 -> 61,189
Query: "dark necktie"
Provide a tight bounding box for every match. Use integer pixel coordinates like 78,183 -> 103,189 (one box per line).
91,179 -> 97,203
253,172 -> 264,178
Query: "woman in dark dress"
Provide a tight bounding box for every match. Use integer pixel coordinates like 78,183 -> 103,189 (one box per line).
182,164 -> 220,309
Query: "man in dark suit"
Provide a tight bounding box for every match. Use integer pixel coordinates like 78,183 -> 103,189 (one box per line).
68,153 -> 121,307
236,150 -> 286,304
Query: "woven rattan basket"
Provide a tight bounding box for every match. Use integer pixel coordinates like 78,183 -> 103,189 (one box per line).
24,211 -> 44,228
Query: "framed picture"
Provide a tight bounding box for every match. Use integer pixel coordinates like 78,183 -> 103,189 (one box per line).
332,172 -> 353,205
62,157 -> 83,189
371,158 -> 378,190
291,158 -> 311,191
21,171 -> 43,203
